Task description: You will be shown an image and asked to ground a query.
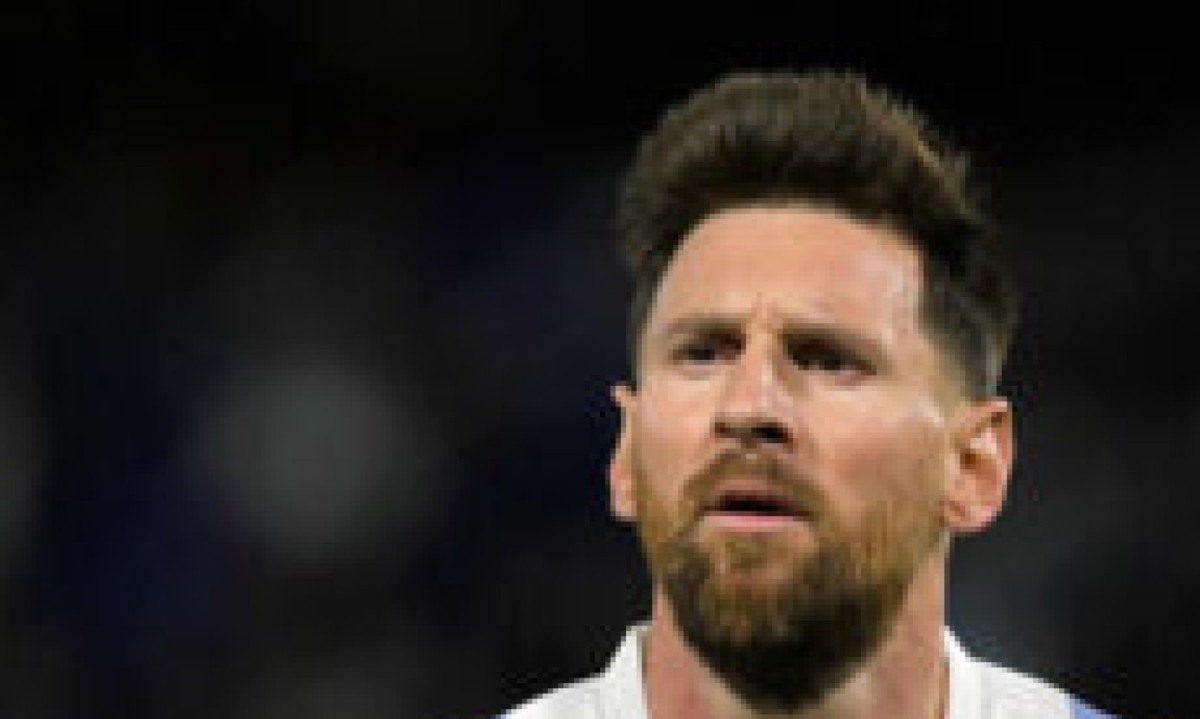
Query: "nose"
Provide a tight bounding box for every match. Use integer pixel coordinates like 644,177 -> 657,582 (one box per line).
712,340 -> 793,447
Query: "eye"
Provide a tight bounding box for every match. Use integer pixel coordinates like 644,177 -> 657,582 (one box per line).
671,331 -> 741,365
787,340 -> 868,375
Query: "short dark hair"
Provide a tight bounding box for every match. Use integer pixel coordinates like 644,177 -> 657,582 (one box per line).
617,69 -> 1018,398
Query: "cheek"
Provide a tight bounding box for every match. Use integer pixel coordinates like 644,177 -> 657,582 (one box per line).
633,380 -> 713,483
815,398 -> 948,516
629,435 -> 691,574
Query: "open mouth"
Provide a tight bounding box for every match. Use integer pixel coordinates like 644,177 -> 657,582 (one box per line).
715,491 -> 798,517
702,484 -> 808,529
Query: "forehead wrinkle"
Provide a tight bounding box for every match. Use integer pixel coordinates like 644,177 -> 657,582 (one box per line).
656,254 -> 920,352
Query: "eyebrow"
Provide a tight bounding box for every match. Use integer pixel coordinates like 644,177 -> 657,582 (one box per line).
655,313 -> 889,361
656,315 -> 742,345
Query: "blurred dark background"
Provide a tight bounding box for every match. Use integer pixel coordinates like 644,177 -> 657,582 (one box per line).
0,3 -> 1196,718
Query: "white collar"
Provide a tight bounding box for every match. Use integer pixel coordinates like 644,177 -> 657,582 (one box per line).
944,628 -> 984,719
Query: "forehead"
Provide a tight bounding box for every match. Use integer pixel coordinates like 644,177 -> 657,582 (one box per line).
647,205 -> 924,334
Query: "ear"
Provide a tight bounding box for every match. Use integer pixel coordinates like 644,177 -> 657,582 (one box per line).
608,383 -> 638,522
943,397 -> 1014,535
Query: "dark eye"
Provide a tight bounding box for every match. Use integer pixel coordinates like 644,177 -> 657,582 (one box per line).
673,331 -> 741,365
788,340 -> 866,375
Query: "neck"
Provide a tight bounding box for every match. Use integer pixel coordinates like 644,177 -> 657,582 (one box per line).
642,548 -> 950,719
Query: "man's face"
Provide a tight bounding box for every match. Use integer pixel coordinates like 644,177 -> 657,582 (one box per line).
609,205 -> 1002,711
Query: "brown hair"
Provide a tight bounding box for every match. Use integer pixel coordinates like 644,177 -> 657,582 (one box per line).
617,69 -> 1018,398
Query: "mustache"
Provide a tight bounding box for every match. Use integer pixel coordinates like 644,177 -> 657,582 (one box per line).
682,448 -> 827,522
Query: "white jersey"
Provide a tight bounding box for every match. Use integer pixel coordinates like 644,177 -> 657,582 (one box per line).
498,625 -> 1118,719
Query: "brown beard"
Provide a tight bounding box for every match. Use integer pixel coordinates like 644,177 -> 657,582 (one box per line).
634,450 -> 942,714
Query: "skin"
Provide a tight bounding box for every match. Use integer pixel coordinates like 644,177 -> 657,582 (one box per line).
607,205 -> 1015,719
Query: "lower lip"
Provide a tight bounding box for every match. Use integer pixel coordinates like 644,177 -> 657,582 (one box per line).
701,512 -> 806,531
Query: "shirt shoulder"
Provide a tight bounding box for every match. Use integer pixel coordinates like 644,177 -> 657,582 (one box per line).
1066,697 -> 1122,719
946,631 -> 1123,719
497,676 -> 605,719
494,625 -> 647,719
975,659 -> 1122,719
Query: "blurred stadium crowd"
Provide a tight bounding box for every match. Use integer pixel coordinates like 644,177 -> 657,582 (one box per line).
0,3 -> 1197,718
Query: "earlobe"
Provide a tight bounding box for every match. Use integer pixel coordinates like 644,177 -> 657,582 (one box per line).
943,398 -> 1014,534
608,383 -> 638,522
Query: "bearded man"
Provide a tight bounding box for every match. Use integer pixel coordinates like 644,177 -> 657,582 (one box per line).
497,69 -> 1119,719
